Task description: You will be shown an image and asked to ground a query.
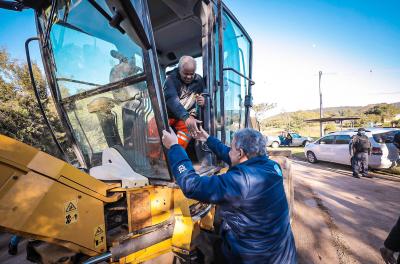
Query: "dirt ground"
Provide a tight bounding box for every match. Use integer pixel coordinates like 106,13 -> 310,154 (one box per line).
292,159 -> 400,264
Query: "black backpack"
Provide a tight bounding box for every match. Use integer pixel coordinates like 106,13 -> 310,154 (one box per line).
354,135 -> 370,152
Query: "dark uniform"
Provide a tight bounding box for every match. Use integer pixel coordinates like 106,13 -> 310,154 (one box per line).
380,133 -> 400,264
167,136 -> 297,263
349,128 -> 371,178
384,216 -> 400,264
394,131 -> 400,152
163,68 -> 205,148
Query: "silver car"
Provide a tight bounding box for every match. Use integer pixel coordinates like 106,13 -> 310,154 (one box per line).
266,135 -> 281,148
304,128 -> 400,169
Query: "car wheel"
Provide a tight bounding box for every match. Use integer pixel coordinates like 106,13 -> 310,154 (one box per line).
271,141 -> 280,148
307,151 -> 317,163
302,140 -> 310,147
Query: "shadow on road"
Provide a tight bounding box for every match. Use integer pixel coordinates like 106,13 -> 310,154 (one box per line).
292,160 -> 400,264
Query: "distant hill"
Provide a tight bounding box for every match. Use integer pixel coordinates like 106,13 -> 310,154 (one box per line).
266,102 -> 400,120
260,102 -> 400,137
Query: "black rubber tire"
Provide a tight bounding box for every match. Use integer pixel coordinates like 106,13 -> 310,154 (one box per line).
302,140 -> 310,147
307,151 -> 317,163
271,141 -> 280,148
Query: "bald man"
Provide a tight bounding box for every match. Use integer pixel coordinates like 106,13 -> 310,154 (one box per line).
163,56 -> 205,149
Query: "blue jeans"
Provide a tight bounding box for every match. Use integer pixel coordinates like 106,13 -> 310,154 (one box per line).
10,235 -> 21,246
352,152 -> 369,176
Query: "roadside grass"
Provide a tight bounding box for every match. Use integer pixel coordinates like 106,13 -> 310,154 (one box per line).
380,166 -> 400,175
269,146 -> 305,160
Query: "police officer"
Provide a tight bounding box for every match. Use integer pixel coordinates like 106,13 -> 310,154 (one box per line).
349,128 -> 372,178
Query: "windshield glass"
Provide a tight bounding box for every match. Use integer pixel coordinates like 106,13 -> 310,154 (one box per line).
373,130 -> 399,144
215,10 -> 251,144
46,0 -> 144,98
39,0 -> 170,180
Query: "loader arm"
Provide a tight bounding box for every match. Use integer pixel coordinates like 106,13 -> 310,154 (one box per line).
0,135 -> 121,256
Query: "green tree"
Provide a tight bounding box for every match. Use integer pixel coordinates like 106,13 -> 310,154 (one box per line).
0,48 -> 66,158
364,104 -> 400,123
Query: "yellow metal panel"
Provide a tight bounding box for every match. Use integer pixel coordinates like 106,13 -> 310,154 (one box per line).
150,187 -> 172,225
120,239 -> 172,264
28,151 -> 112,196
128,190 -> 152,232
171,189 -> 200,252
0,135 -> 115,197
171,215 -> 195,252
199,206 -> 215,231
0,136 -> 109,255
0,169 -> 106,255
0,135 -> 38,169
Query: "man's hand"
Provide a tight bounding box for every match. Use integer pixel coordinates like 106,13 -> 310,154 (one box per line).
380,247 -> 396,264
196,95 -> 205,107
194,126 -> 210,142
162,129 -> 178,149
185,116 -> 202,137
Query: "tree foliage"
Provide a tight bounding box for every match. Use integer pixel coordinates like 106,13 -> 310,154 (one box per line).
0,48 -> 65,158
364,103 -> 400,123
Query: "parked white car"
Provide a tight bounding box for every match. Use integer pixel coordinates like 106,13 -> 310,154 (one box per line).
266,135 -> 281,148
304,128 -> 400,169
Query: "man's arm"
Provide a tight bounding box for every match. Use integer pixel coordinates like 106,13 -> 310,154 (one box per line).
368,139 -> 372,155
206,136 -> 231,166
164,78 -> 190,120
168,144 -> 242,204
349,140 -> 353,156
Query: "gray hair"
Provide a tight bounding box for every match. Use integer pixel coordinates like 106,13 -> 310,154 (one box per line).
178,55 -> 196,70
233,128 -> 267,159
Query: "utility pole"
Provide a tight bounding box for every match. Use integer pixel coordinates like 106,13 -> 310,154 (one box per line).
319,71 -> 323,137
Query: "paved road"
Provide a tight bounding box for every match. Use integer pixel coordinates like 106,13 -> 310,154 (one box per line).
292,159 -> 400,264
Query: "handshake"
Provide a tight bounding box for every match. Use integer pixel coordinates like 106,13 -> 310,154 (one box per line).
162,126 -> 209,149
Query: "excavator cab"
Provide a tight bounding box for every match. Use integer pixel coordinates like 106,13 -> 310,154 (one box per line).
35,0 -> 170,185
0,0 -> 262,263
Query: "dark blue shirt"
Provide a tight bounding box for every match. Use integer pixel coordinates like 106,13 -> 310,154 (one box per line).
163,68 -> 205,120
167,136 -> 297,264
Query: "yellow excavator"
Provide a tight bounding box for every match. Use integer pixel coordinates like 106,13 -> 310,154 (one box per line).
0,0 -> 294,263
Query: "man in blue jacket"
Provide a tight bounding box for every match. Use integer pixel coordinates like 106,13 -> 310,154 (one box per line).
162,127 -> 297,263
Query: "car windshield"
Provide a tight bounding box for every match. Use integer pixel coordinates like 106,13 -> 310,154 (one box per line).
373,131 -> 399,144
291,133 -> 301,138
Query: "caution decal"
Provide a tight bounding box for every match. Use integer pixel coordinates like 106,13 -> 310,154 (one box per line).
64,199 -> 79,225
94,224 -> 105,248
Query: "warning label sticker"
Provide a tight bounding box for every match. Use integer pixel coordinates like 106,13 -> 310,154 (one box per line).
64,199 -> 78,225
94,224 -> 105,248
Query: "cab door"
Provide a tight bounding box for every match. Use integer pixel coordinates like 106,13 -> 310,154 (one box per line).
214,2 -> 254,145
37,0 -> 171,180
330,135 -> 352,165
316,135 -> 336,162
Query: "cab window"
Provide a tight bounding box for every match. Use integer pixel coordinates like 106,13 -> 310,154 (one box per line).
334,135 -> 351,144
319,135 -> 335,144
48,0 -> 144,98
215,10 -> 251,145
42,0 -> 170,180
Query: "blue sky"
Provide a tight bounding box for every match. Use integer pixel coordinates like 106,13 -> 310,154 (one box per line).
224,0 -> 400,114
1,1 -> 399,114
